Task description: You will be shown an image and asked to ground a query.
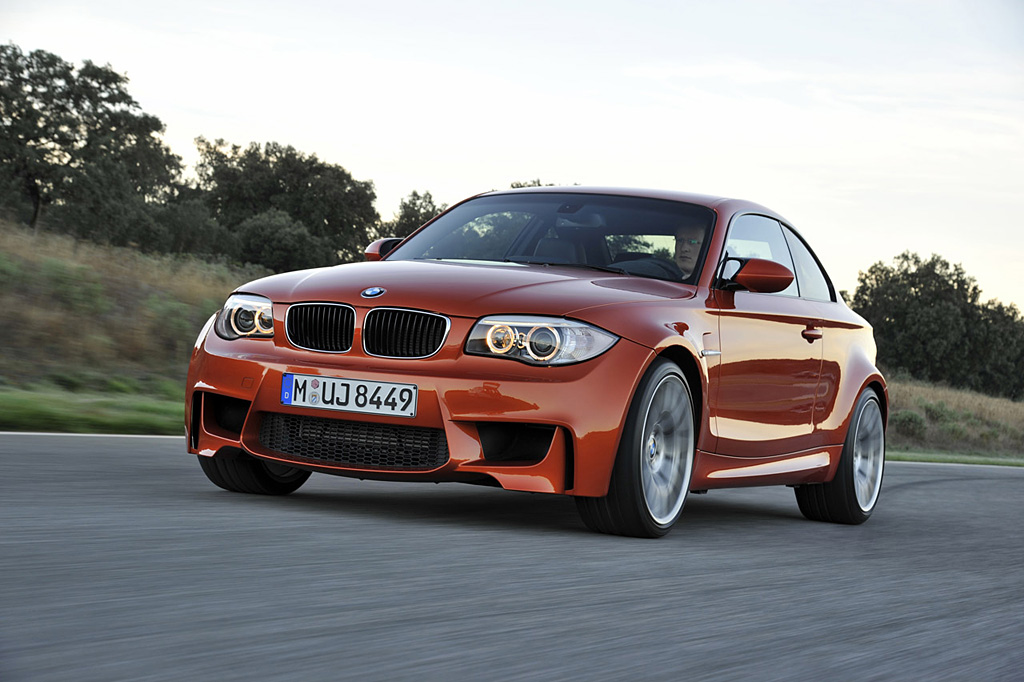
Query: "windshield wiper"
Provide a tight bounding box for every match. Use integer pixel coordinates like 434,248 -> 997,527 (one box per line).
506,257 -> 691,283
503,257 -> 628,275
412,257 -> 502,262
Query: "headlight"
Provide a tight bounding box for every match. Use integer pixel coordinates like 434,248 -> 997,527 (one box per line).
214,294 -> 275,340
466,316 -> 617,365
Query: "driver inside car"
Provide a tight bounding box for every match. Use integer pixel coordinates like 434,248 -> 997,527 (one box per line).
674,223 -> 706,278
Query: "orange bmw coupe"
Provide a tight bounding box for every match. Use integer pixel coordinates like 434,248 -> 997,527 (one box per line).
185,187 -> 886,537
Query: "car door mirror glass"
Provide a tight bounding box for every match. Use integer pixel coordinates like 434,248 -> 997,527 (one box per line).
720,257 -> 742,282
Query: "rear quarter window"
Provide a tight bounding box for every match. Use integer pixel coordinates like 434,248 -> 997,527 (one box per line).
783,228 -> 834,302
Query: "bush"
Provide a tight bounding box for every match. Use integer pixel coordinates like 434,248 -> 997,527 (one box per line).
919,399 -> 957,424
890,410 -> 927,439
104,375 -> 141,394
941,422 -> 968,440
143,294 -> 196,354
0,251 -> 23,288
37,259 -> 112,315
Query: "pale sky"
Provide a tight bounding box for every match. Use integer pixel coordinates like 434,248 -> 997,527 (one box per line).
3,0 -> 1023,305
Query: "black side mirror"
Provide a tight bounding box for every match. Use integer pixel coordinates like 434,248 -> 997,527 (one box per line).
717,256 -> 746,291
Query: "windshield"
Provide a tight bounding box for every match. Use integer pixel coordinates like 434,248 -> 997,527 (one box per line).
388,193 -> 716,284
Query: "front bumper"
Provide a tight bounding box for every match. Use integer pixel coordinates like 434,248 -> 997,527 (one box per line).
185,318 -> 654,497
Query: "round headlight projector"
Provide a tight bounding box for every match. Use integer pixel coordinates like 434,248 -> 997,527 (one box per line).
486,324 -> 517,354
233,308 -> 257,334
485,323 -> 561,361
525,325 -> 560,361
468,315 -> 617,366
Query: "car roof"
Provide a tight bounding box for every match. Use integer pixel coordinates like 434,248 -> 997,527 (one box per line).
478,186 -> 791,225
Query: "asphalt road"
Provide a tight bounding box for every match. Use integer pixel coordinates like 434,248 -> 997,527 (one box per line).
1,434 -> 1022,681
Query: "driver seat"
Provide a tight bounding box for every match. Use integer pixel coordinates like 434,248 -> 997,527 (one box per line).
533,238 -> 578,263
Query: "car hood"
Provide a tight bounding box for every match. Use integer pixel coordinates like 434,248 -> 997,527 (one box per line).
239,260 -> 696,319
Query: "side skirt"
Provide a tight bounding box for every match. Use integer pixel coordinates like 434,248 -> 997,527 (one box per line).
691,445 -> 843,490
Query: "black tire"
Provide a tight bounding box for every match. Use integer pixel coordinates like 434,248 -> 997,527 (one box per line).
575,358 -> 696,537
198,449 -> 311,495
795,389 -> 885,524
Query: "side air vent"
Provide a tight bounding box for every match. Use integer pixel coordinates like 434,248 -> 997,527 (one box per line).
200,392 -> 252,439
477,423 -> 556,462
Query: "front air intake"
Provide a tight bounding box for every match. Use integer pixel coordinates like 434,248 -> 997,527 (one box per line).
285,303 -> 356,353
362,308 -> 449,358
259,412 -> 449,470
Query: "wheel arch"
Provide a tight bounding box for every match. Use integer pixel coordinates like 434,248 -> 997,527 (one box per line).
655,345 -> 705,450
865,378 -> 889,430
578,342 -> 706,499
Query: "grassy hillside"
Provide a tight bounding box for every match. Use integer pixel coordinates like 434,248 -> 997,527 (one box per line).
0,221 -> 268,391
886,376 -> 1023,461
1,222 -> 1021,463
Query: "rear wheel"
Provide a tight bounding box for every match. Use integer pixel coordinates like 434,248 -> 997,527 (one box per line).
795,389 -> 885,524
198,449 -> 311,495
576,358 -> 696,537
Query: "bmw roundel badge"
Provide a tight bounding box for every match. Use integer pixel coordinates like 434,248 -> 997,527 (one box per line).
361,287 -> 386,298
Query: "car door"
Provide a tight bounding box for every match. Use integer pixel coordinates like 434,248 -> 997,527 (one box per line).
780,224 -> 847,448
710,214 -> 824,458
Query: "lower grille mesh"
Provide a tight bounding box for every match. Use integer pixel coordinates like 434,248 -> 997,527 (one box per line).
259,412 -> 449,470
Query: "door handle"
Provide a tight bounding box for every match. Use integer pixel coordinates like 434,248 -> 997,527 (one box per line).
801,328 -> 823,342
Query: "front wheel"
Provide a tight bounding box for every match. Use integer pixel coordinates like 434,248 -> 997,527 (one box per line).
795,389 -> 885,524
576,358 -> 696,537
198,449 -> 311,495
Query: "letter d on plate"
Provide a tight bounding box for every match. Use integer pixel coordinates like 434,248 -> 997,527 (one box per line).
281,374 -> 294,404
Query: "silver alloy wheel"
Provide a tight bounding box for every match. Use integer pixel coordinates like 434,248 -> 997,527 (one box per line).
639,374 -> 694,525
852,397 -> 885,512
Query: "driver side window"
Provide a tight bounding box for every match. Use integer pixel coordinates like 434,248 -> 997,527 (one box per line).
723,214 -> 798,297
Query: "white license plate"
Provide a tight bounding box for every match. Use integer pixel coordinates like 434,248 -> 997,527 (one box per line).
280,373 -> 418,418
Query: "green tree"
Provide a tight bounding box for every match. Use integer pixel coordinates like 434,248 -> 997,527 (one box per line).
851,251 -> 1024,399
151,198 -> 237,258
195,138 -> 378,262
0,43 -> 180,231
971,300 -> 1024,400
381,190 -> 447,238
510,179 -> 554,188
52,156 -> 167,250
235,209 -> 337,273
